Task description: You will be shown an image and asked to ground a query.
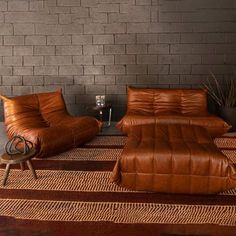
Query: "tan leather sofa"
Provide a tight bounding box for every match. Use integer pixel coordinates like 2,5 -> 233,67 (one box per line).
0,90 -> 101,158
117,87 -> 230,137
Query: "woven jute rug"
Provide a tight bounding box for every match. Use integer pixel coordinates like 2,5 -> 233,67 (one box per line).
1,170 -> 236,196
0,135 -> 236,235
37,148 -> 123,161
0,199 -> 235,225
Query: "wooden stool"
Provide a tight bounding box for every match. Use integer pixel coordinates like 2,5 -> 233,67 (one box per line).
0,148 -> 37,186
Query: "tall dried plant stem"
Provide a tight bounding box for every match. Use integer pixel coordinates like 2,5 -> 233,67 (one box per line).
204,72 -> 236,107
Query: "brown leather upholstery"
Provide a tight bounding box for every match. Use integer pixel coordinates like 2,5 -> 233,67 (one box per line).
1,91 -> 101,158
117,87 -> 230,137
112,124 -> 236,194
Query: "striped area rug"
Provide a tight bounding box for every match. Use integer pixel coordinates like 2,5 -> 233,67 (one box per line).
1,169 -> 236,196
37,148 -> 123,161
0,135 -> 236,232
0,199 -> 235,225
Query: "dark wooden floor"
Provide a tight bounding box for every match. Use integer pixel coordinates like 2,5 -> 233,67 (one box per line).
1,218 -> 236,236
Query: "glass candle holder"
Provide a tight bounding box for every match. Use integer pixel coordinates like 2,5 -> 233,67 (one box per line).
100,95 -> 105,106
95,95 -> 101,107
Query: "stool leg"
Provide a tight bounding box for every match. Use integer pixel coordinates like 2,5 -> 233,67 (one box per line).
26,160 -> 37,180
2,164 -> 11,186
20,162 -> 25,171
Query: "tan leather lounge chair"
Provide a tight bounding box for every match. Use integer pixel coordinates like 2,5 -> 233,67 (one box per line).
0,90 -> 101,158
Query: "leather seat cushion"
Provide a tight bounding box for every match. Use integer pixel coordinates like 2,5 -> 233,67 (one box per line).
117,113 -> 230,137
112,124 -> 236,194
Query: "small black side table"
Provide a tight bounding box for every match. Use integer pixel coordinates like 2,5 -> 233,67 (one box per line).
0,148 -> 37,186
92,104 -> 112,127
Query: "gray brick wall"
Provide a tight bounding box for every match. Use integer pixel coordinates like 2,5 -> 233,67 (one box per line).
0,0 -> 235,120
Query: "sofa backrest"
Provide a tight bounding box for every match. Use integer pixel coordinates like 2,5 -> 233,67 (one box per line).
0,90 -> 68,137
0,94 -> 47,137
37,90 -> 68,124
127,87 -> 208,115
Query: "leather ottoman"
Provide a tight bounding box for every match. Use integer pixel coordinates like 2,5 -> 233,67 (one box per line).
112,124 -> 236,194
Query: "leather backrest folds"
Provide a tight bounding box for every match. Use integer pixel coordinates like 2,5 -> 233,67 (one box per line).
154,89 -> 182,114
181,89 -> 208,115
0,90 -> 67,134
128,87 -> 208,115
37,90 -> 68,125
127,88 -> 155,115
1,94 -> 47,138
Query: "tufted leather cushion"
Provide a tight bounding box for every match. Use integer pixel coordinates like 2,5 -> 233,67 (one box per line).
112,124 -> 236,194
0,91 -> 101,158
118,113 -> 230,138
117,87 -> 230,137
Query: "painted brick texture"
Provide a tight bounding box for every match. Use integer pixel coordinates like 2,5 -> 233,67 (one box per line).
0,0 -> 235,120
